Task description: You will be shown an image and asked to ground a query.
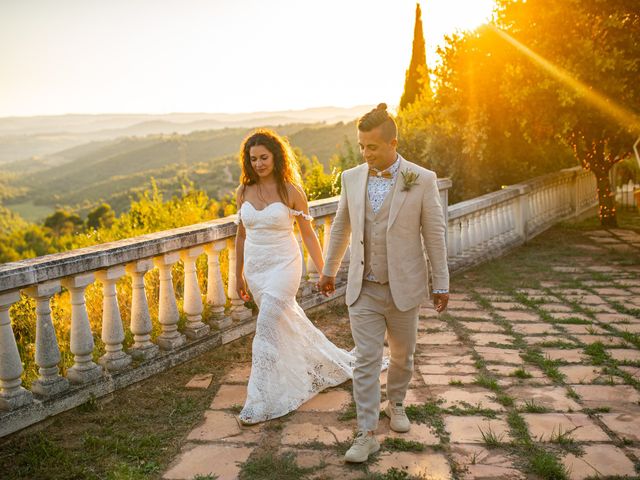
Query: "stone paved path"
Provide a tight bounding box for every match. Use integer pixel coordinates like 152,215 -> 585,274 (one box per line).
164,227 -> 640,479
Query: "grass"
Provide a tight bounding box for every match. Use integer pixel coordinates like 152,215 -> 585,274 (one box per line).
522,399 -> 550,413
511,367 -> 533,379
381,438 -> 426,452
584,341 -> 610,365
0,336 -> 253,480
239,451 -> 318,480
478,424 -> 505,447
338,401 -> 357,421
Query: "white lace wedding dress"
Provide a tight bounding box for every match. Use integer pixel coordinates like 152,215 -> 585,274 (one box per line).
237,201 -> 355,424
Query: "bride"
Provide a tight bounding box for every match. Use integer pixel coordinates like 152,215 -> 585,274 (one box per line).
234,128 -> 355,424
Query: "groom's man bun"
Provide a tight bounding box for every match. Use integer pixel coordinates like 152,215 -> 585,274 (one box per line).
357,103 -> 397,142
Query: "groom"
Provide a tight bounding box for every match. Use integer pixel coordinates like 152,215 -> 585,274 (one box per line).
318,103 -> 449,463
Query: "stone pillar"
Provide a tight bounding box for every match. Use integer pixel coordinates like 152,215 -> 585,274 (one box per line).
295,230 -> 307,280
24,281 -> 69,396
126,260 -> 159,360
0,291 -> 33,410
227,238 -> 252,321
181,247 -> 210,339
204,241 -> 231,329
96,267 -> 132,372
61,273 -> 103,384
154,253 -> 186,350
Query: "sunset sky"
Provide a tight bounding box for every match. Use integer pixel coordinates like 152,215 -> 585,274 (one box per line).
0,0 -> 495,117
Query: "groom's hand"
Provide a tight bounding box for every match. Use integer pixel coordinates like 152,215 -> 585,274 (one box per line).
317,275 -> 336,297
433,293 -> 449,313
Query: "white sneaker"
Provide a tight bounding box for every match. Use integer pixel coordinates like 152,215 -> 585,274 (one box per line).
344,431 -> 380,463
385,402 -> 411,432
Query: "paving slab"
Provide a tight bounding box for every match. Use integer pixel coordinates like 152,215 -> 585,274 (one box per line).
433,387 -> 504,411
507,386 -> 581,411
511,323 -> 557,335
497,311 -> 540,322
451,444 -> 524,480
445,415 -> 511,443
491,302 -> 526,310
562,444 -> 636,480
369,450 -> 452,479
210,384 -> 247,409
595,313 -> 639,324
422,374 -> 477,386
475,346 -> 523,364
522,413 -> 609,441
461,321 -> 504,333
185,373 -> 214,389
162,444 -> 253,480
450,310 -> 493,320
599,412 -> 640,442
469,333 -> 515,346
419,364 -> 478,375
221,364 -> 251,384
570,384 -> 640,408
541,348 -> 587,363
539,303 -> 574,313
558,365 -> 603,384
417,332 -> 461,345
608,348 -> 640,362
573,334 -> 628,347
448,300 -> 481,310
280,421 -> 351,446
376,421 -> 440,445
560,324 -> 607,335
298,389 -> 352,413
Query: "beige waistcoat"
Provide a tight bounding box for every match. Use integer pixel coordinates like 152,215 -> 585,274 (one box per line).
362,189 -> 392,283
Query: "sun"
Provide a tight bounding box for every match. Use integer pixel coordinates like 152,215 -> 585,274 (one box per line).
423,0 -> 496,53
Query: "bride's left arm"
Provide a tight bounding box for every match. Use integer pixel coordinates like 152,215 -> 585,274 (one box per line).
289,184 -> 324,273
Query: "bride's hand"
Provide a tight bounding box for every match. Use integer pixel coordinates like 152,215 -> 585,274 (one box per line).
237,277 -> 251,302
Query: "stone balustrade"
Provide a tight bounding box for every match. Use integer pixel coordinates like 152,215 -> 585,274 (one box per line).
0,168 -> 597,437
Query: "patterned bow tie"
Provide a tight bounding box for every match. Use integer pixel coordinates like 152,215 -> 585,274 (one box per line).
368,168 -> 393,179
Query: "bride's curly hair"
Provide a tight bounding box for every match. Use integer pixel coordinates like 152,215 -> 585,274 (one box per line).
239,128 -> 303,207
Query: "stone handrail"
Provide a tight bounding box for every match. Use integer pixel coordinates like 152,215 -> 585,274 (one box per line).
0,169 -> 597,437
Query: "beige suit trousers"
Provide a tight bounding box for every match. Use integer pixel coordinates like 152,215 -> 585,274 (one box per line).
349,280 -> 419,432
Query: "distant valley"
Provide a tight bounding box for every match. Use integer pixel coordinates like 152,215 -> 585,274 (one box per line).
0,106 -> 370,221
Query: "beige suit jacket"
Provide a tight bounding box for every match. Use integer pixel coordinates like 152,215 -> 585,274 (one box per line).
323,155 -> 449,312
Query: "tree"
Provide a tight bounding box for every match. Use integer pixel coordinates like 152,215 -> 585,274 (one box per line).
86,203 -> 115,230
494,0 -> 640,226
43,209 -> 83,237
399,3 -> 432,110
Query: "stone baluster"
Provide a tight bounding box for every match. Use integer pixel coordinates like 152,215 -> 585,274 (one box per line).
460,216 -> 470,255
181,247 -> 211,339
0,291 -> 33,410
295,229 -> 307,282
489,206 -> 499,244
24,281 -> 69,396
306,219 -> 322,285
95,267 -> 131,371
322,215 -> 333,255
204,241 -> 232,329
227,238 -> 252,321
468,213 -> 478,250
61,273 -> 103,383
447,222 -> 456,257
126,260 -> 159,360
154,253 -> 186,350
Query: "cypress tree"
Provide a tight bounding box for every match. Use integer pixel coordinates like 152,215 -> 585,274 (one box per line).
400,3 -> 431,110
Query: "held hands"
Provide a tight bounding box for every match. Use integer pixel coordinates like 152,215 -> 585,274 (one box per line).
236,277 -> 251,302
433,293 -> 449,313
317,274 -> 336,297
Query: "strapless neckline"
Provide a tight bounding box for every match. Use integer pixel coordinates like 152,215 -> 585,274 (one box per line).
242,201 -> 287,213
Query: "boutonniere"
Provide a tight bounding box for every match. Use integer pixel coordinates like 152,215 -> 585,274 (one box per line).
401,169 -> 420,192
